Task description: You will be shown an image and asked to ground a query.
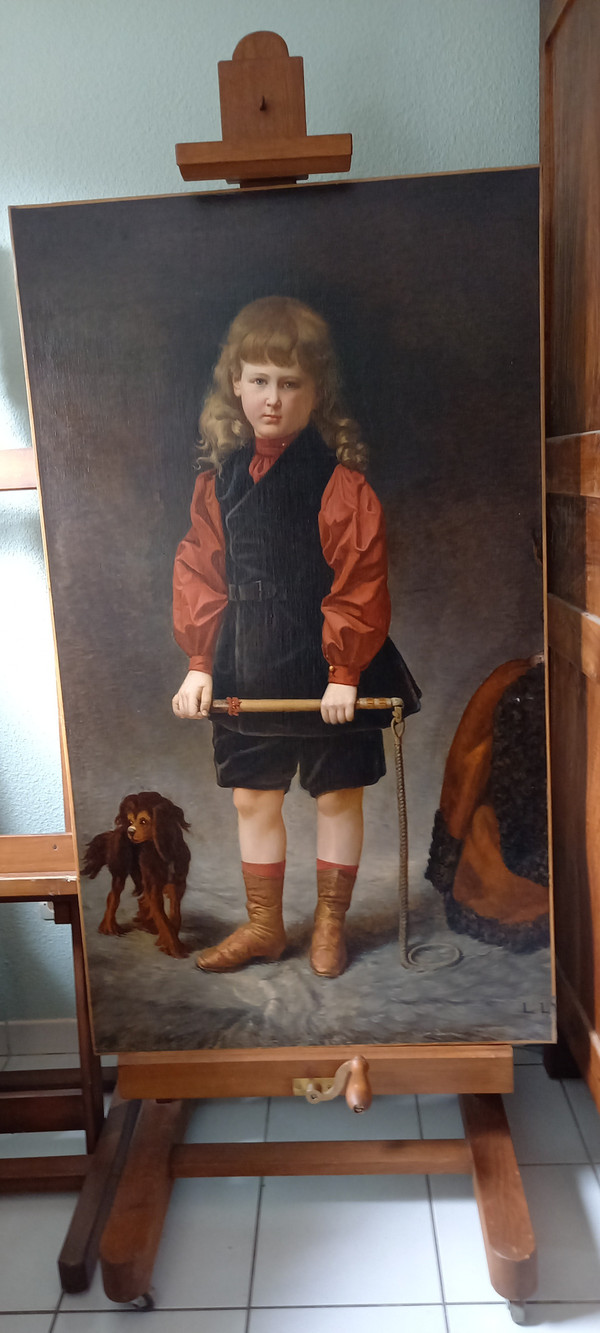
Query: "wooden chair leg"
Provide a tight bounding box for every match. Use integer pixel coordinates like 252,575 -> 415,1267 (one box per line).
100,1099 -> 190,1305
460,1093 -> 537,1303
58,1091 -> 141,1293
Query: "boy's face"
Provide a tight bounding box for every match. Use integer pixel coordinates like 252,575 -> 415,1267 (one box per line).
233,359 -> 316,439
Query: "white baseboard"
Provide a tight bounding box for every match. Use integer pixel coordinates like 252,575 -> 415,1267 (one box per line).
6,1017 -> 79,1055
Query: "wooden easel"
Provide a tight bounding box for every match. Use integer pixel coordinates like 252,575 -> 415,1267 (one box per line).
93,33 -> 538,1322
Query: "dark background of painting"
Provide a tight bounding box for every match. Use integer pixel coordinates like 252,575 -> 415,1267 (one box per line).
11,171 -> 550,1051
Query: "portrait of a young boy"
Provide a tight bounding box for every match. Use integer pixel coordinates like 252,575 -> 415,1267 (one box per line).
10,168 -> 551,1051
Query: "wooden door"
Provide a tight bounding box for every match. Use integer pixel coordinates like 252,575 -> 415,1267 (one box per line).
541,0 -> 600,1105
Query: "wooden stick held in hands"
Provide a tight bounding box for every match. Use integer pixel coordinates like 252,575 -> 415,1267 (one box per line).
208,697 -> 399,715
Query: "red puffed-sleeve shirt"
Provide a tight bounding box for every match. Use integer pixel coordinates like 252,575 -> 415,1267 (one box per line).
173,436 -> 391,688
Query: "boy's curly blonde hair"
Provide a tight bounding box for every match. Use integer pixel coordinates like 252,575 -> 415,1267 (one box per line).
199,296 -> 368,472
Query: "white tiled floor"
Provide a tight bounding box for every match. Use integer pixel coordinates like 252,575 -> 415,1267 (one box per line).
3,1046 -> 600,1331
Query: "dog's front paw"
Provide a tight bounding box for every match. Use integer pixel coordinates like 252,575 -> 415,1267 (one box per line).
131,913 -> 159,934
98,918 -> 128,936
157,937 -> 189,959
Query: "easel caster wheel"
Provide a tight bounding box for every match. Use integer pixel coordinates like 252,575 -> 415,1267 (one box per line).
130,1292 -> 155,1311
507,1300 -> 527,1325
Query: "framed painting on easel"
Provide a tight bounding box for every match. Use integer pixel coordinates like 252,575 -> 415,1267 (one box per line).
10,165 -> 552,1055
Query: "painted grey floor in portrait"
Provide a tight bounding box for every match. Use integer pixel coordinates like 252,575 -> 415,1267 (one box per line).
83,734 -> 553,1052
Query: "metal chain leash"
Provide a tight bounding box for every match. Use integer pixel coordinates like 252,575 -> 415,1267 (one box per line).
391,699 -> 461,971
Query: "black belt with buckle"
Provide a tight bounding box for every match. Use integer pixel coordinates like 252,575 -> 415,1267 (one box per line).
228,580 -> 284,602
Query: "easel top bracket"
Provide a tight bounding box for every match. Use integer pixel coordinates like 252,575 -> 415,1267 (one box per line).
175,31 -> 352,185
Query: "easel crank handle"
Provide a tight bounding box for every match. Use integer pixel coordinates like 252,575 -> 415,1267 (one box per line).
297,1056 -> 373,1113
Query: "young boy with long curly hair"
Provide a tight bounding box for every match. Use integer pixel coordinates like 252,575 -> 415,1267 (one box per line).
172,296 -> 419,977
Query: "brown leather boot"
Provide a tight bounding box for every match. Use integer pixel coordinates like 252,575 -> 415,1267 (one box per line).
310,865 -> 357,978
197,866 -> 286,972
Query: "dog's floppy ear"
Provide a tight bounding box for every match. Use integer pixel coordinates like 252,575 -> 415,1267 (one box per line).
151,799 -> 190,867
116,796 -> 136,830
155,797 -> 189,831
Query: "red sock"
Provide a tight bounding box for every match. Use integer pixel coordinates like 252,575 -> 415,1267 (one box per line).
316,859 -> 359,874
242,860 -> 286,878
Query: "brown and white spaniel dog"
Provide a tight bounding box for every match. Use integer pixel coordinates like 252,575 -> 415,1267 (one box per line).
82,792 -> 191,958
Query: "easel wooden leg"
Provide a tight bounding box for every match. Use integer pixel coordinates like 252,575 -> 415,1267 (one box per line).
54,896 -> 104,1152
100,1099 -> 190,1305
58,1090 -> 141,1293
99,1047 -> 534,1310
98,1092 -> 537,1312
460,1093 -> 537,1304
70,899 -> 105,1149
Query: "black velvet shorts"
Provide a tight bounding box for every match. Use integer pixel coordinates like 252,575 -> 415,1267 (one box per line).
211,722 -> 386,798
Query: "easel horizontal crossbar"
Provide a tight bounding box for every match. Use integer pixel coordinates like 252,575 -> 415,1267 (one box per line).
0,1156 -> 90,1193
118,1044 -> 513,1099
0,1088 -> 86,1134
171,1138 -> 473,1177
0,879 -> 77,901
0,831 -> 78,900
0,833 -> 77,876
0,1066 -> 116,1094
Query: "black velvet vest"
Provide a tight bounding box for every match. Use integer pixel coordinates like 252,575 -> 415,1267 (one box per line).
212,425 -> 420,736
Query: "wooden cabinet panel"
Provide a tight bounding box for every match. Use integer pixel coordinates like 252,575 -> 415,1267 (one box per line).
547,495 -> 600,615
542,0 -> 600,1098
542,0 -> 600,437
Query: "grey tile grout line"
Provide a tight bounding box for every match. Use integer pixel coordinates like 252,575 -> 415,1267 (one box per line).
513,1160 -> 600,1167
54,1303 -> 598,1319
550,1071 -> 595,1164
562,1076 -> 600,1190
536,1067 -> 600,1172
561,1076 -> 600,1175
243,1095 -> 273,1333
510,1062 -> 600,1170
444,1299 -> 600,1307
47,1286 -> 64,1333
244,1302 -> 456,1310
246,1299 -> 600,1309
9,1304 -> 472,1317
50,1307 -> 251,1318
415,1095 -> 450,1333
0,1305 -> 446,1316
10,1300 -> 600,1316
0,1315 -> 60,1322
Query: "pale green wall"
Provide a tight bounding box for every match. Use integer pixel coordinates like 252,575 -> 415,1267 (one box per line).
0,0 -> 539,1021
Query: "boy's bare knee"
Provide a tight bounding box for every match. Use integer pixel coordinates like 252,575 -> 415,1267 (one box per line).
233,788 -> 284,819
317,787 -> 363,817
233,788 -> 261,818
